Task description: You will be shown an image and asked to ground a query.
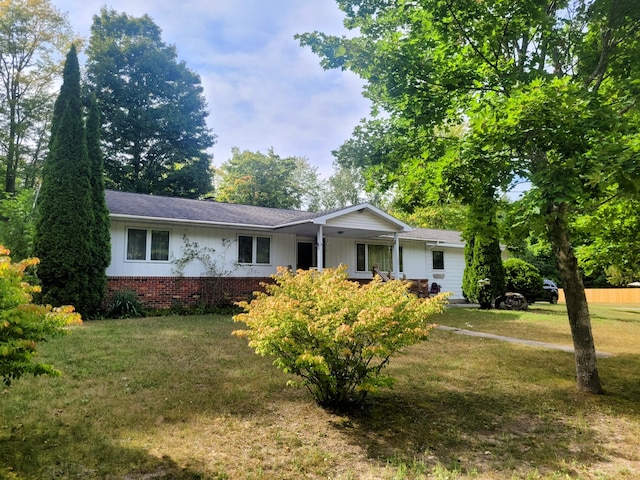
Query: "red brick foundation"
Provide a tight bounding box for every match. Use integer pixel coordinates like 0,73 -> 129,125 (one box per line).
106,276 -> 272,309
106,275 -> 432,310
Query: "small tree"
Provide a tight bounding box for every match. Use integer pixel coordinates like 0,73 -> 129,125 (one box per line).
462,201 -> 505,309
503,258 -> 544,304
0,246 -> 81,386
233,265 -> 448,410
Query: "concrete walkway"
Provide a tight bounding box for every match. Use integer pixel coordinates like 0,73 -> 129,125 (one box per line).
436,325 -> 614,358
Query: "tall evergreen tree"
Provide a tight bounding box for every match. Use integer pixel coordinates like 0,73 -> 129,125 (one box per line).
85,96 -> 111,314
33,45 -> 94,316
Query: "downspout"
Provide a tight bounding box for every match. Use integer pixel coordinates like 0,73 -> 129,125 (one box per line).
317,225 -> 324,272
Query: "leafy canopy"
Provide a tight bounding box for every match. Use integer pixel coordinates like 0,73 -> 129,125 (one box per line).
85,8 -> 215,198
298,0 -> 640,394
0,0 -> 76,194
216,148 -> 320,210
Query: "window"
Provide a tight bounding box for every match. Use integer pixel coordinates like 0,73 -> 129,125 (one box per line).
356,243 -> 403,272
126,228 -> 170,261
238,235 -> 271,264
433,250 -> 444,270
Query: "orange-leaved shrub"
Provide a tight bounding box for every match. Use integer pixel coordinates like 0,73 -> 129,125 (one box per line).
233,265 -> 449,409
0,246 -> 82,386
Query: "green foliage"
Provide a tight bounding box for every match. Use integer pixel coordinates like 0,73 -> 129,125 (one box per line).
172,235 -> 236,308
462,201 -> 505,309
0,189 -> 36,260
300,0 -> 640,393
105,290 -> 146,319
233,265 -> 449,409
86,96 -> 112,315
85,8 -> 215,198
0,245 -> 81,386
390,202 -> 467,231
574,197 -> 640,286
33,45 -> 96,317
0,0 -> 75,194
502,258 -> 543,304
216,148 -> 318,210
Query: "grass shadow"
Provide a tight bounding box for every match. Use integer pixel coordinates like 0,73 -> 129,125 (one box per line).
0,427 -> 216,479
332,334 -> 640,477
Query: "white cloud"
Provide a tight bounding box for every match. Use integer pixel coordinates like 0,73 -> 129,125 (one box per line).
51,0 -> 371,178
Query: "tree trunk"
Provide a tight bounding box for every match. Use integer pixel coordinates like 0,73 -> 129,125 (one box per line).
5,102 -> 18,194
548,203 -> 603,394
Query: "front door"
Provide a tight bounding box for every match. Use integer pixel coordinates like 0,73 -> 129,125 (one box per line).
297,242 -> 315,270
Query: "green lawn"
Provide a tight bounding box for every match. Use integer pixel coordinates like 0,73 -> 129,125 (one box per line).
0,305 -> 638,479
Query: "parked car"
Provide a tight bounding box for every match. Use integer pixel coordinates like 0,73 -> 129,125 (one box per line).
540,279 -> 559,304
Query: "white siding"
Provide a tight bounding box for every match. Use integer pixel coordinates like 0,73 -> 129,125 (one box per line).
429,246 -> 466,300
107,220 -> 296,278
107,219 -> 467,299
325,210 -> 398,231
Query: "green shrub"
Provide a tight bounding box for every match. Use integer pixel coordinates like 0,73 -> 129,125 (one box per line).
105,290 -> 146,319
503,258 -> 544,303
233,265 -> 449,410
0,246 -> 81,386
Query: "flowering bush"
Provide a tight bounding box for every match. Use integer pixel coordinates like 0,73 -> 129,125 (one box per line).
0,246 -> 82,386
233,265 -> 449,409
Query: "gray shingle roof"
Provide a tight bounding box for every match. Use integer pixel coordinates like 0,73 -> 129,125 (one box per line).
105,190 -> 464,246
105,190 -> 319,227
400,228 -> 463,245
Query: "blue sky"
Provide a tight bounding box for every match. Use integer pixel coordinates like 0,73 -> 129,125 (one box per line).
50,0 -> 371,179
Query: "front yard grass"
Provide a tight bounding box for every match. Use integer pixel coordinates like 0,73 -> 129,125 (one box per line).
0,304 -> 638,479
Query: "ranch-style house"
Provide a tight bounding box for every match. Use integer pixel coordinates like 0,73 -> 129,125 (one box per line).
105,190 -> 468,308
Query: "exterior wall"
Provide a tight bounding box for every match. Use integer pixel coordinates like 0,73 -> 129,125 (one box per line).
325,210 -> 398,230
107,219 -> 468,307
324,237 -> 466,300
107,276 -> 272,309
107,220 -> 296,279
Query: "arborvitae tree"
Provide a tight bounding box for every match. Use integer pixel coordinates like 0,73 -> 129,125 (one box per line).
85,96 -> 111,314
33,45 -> 95,316
462,200 -> 505,309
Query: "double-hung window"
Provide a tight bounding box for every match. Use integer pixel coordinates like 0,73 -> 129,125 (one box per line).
356,243 -> 403,273
126,228 -> 170,261
238,235 -> 271,264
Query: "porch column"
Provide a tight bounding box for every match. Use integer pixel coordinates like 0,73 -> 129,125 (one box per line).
393,232 -> 400,279
317,225 -> 324,272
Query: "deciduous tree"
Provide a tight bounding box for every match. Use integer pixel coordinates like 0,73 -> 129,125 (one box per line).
85,8 -> 215,198
298,0 -> 640,393
0,0 -> 75,194
216,147 -> 317,210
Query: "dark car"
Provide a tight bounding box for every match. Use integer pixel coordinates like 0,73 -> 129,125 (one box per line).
540,279 -> 559,304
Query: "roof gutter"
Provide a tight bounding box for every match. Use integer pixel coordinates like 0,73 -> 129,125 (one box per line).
109,213 -> 274,231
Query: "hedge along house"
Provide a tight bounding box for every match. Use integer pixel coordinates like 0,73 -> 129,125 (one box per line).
105,190 -> 466,309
